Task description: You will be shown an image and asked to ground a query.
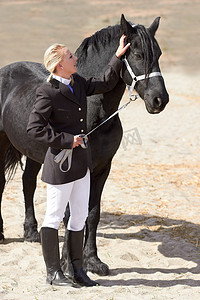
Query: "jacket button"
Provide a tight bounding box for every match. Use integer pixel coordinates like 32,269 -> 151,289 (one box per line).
80,118 -> 83,122
79,107 -> 82,111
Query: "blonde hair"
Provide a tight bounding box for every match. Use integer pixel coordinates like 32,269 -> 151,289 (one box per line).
44,43 -> 66,81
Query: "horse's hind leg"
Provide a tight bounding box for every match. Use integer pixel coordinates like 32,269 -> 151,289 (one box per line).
0,133 -> 10,242
22,157 -> 41,242
0,160 -> 5,242
0,164 -> 5,242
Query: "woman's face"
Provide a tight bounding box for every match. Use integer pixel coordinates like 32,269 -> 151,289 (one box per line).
60,48 -> 78,78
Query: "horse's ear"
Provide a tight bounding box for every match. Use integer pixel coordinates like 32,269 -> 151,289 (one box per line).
120,14 -> 134,35
148,17 -> 160,36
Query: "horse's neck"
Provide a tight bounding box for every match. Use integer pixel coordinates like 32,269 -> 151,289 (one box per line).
91,40 -> 119,74
78,29 -> 125,111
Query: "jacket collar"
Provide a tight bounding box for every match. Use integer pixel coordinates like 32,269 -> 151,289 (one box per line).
52,74 -> 71,86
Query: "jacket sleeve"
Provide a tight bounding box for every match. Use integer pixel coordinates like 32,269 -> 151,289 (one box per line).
27,86 -> 74,149
85,55 -> 123,96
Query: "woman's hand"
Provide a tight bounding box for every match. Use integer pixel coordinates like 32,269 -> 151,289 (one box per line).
115,34 -> 130,58
73,135 -> 83,148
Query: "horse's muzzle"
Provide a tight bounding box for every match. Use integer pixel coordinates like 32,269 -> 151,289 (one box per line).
145,95 -> 169,114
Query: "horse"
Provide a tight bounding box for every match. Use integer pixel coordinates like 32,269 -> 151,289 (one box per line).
0,14 -> 169,276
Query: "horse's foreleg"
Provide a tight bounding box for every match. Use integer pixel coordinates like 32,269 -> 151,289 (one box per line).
60,204 -> 70,272
22,157 -> 41,242
83,163 -> 112,276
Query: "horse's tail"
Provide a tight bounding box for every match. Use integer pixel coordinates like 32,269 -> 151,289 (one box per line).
5,144 -> 23,181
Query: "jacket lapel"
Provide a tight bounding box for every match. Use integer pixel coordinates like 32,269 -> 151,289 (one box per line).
50,78 -> 79,105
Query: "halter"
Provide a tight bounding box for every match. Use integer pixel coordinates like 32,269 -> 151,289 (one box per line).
123,57 -> 162,100
123,24 -> 163,100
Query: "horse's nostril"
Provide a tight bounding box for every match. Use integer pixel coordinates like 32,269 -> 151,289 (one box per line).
154,97 -> 162,107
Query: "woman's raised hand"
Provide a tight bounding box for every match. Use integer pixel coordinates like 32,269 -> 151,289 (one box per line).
115,34 -> 130,58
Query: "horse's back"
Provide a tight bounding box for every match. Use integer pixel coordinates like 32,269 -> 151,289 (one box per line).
0,61 -> 48,105
0,61 -> 48,163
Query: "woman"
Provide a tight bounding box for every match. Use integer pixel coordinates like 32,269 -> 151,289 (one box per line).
27,35 -> 130,287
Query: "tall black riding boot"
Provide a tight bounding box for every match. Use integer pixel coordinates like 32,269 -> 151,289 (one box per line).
67,229 -> 99,287
40,227 -> 72,286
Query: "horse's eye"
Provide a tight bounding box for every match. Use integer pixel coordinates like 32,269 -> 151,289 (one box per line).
133,53 -> 143,60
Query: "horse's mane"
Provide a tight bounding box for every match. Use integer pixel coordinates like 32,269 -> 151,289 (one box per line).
76,25 -> 121,63
132,24 -> 156,76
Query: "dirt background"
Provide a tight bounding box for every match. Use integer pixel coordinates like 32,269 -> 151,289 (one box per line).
0,0 -> 200,299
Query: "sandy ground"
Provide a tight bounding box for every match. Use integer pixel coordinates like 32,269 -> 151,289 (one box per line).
0,0 -> 200,299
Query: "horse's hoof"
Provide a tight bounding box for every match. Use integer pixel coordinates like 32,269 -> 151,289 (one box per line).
83,256 -> 110,276
24,231 -> 40,243
0,232 -> 4,243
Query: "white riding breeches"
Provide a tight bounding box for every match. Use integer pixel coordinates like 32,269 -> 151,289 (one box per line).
42,169 -> 90,231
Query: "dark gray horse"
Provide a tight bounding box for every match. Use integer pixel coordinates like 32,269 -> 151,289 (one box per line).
0,15 -> 169,275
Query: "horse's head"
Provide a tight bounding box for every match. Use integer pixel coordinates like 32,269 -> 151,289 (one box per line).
120,14 -> 169,114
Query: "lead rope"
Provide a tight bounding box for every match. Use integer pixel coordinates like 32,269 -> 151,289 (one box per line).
85,93 -> 138,137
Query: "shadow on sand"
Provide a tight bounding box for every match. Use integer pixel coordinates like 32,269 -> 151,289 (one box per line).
97,212 -> 200,287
